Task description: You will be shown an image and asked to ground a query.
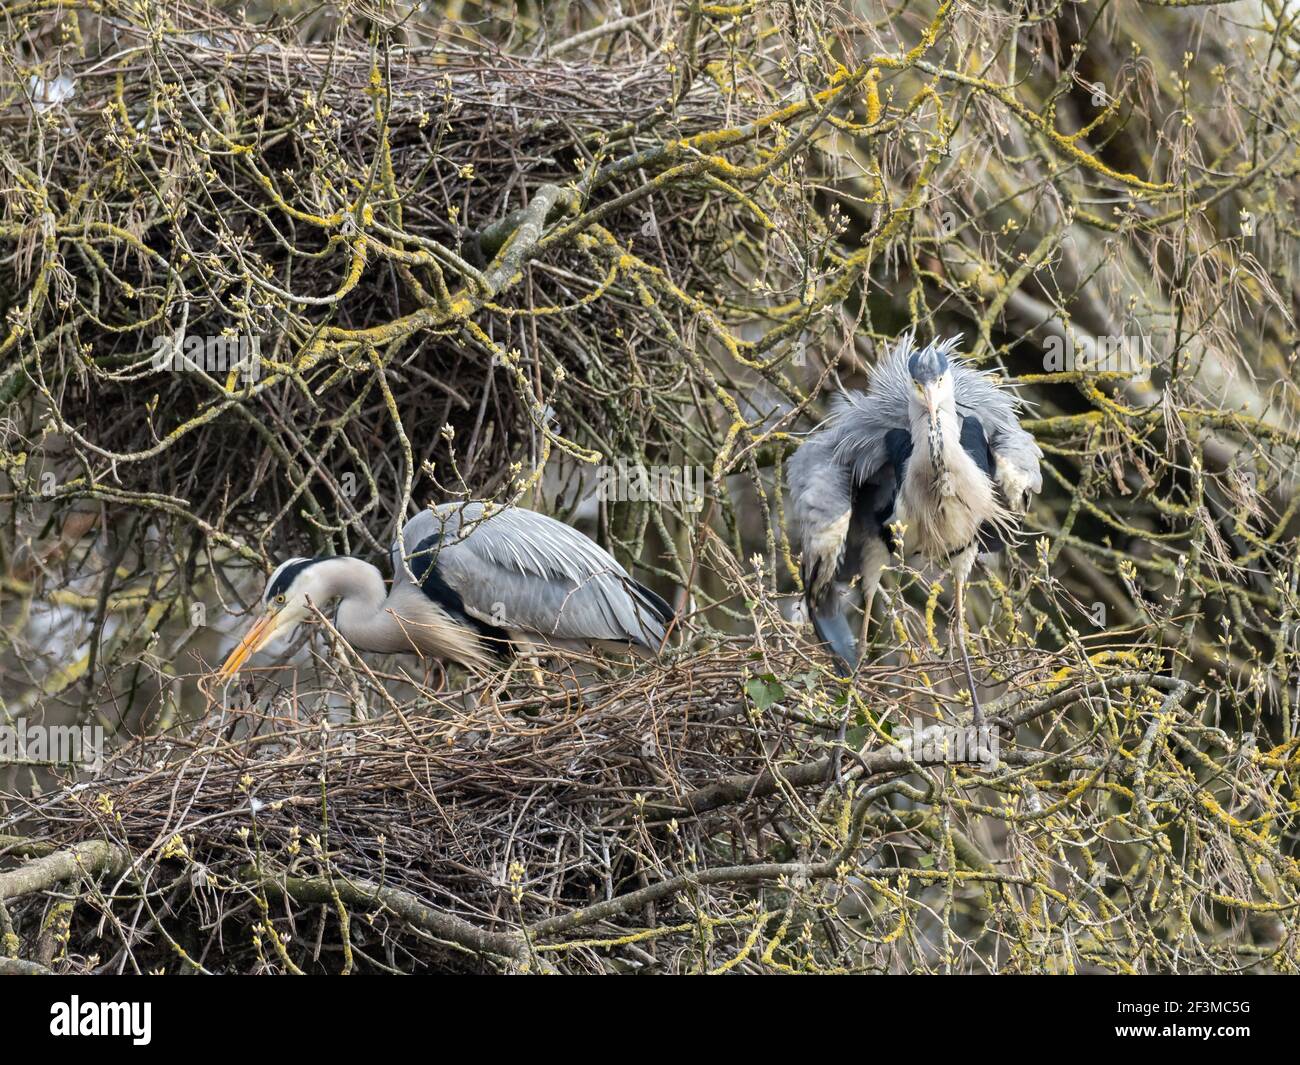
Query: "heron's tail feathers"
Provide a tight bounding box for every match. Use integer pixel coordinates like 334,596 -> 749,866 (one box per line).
808,593 -> 859,676
627,579 -> 676,654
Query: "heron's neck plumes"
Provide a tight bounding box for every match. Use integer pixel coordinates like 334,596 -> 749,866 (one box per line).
921,407 -> 957,497
376,583 -> 496,668
902,406 -> 1013,560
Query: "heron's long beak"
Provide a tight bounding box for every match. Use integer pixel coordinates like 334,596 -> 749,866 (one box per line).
217,608 -> 289,680
921,382 -> 940,420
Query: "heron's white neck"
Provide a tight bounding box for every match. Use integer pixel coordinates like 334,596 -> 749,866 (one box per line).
319,557 -> 495,667
308,558 -> 396,652
916,404 -> 960,497
899,404 -> 1004,560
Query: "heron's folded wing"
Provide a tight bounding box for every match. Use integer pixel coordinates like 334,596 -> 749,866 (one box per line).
952,364 -> 1042,513
397,504 -> 671,651
786,434 -> 855,601
986,421 -> 1042,513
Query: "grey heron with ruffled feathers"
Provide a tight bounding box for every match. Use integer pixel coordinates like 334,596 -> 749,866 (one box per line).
787,335 -> 1042,724
216,501 -> 674,680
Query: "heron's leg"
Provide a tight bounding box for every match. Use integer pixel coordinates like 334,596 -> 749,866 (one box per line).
952,548 -> 984,729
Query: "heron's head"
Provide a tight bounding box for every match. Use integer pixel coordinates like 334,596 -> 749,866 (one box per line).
907,344 -> 954,422
217,557 -> 327,679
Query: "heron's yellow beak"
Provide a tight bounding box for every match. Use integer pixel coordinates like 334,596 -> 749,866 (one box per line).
217,608 -> 287,680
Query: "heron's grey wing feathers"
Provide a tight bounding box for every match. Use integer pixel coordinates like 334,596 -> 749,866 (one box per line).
396,503 -> 671,651
786,433 -> 856,604
787,339 -> 924,601
948,358 -> 1043,511
788,334 -> 1041,672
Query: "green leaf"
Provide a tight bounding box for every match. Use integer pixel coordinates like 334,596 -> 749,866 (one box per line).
744,676 -> 785,710
843,724 -> 871,748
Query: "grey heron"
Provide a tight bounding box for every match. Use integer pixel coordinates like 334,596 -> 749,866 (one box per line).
216,501 -> 674,679
787,335 -> 1042,724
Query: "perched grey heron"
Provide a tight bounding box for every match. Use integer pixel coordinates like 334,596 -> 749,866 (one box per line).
788,335 -> 1042,724
216,501 -> 674,679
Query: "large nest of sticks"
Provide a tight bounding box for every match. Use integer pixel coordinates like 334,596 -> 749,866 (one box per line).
1,3 -> 770,555
4,634 -> 1277,975
4,1 -> 1300,975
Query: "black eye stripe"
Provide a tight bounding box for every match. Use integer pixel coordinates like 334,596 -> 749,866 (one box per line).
265,557 -> 327,602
